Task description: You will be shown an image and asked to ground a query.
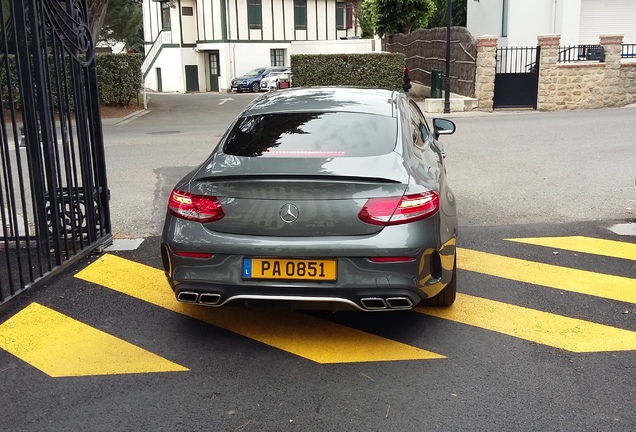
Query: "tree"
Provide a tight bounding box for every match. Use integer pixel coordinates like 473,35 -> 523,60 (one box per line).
427,0 -> 467,28
88,0 -> 110,47
99,0 -> 143,48
362,0 -> 436,38
2,0 -> 142,50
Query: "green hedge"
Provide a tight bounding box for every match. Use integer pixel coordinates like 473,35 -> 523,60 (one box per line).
0,53 -> 143,110
96,54 -> 143,106
290,53 -> 405,90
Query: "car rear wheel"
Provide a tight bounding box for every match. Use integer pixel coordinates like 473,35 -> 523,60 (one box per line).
250,82 -> 260,92
423,255 -> 456,306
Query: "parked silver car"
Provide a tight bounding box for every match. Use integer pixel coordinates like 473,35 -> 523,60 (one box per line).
260,69 -> 292,91
161,87 -> 458,311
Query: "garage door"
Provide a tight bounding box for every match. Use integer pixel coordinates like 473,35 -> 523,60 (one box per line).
579,0 -> 636,44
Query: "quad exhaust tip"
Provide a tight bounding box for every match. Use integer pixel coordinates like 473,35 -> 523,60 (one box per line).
199,293 -> 221,305
385,297 -> 413,309
360,297 -> 388,310
177,291 -> 199,303
176,291 -> 222,305
360,296 -> 413,310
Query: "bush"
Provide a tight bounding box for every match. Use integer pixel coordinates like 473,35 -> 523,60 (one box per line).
0,53 -> 143,110
290,53 -> 405,90
96,53 -> 143,106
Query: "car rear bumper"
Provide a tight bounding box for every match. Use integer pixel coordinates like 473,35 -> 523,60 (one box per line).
166,282 -> 425,312
161,216 -> 457,311
231,83 -> 253,91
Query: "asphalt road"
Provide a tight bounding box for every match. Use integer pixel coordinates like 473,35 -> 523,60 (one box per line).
1,92 -> 635,431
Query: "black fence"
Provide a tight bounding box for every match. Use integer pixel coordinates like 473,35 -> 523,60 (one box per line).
622,44 -> 636,59
495,46 -> 539,74
558,45 -> 604,63
0,0 -> 111,304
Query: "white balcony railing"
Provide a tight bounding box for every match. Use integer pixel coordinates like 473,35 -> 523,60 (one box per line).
142,30 -> 172,79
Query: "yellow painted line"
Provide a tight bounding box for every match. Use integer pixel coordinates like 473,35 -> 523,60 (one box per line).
75,254 -> 444,364
416,293 -> 636,353
458,248 -> 636,305
0,303 -> 188,377
506,236 -> 636,261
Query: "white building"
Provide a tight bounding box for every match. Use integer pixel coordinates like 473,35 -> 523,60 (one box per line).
142,0 -> 378,93
467,0 -> 636,47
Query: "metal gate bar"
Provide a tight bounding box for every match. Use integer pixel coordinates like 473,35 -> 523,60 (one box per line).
0,0 -> 111,304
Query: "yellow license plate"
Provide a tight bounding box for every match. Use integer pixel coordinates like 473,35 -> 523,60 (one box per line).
242,258 -> 337,281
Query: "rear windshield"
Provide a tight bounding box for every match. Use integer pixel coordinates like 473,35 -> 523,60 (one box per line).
223,112 -> 397,158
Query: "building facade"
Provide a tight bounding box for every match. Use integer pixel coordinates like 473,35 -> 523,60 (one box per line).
142,0 -> 375,92
467,0 -> 636,47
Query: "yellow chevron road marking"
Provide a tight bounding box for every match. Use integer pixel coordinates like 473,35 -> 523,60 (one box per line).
0,303 -> 188,377
75,254 -> 444,364
458,248 -> 636,305
506,236 -> 636,261
416,293 -> 636,352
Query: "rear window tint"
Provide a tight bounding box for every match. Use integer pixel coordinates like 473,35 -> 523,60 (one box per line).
223,112 -> 397,158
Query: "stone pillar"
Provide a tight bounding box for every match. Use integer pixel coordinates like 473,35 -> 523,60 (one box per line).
536,34 -> 561,111
600,33 -> 624,67
599,34 -> 633,106
474,36 -> 497,111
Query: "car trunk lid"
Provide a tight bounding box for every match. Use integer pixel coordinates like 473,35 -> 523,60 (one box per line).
190,153 -> 409,237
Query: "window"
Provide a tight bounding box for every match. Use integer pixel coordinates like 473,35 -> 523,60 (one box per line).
336,1 -> 344,30
248,0 -> 262,29
336,2 -> 353,30
182,6 -> 194,16
294,0 -> 307,30
161,3 -> 171,30
407,101 -> 445,162
408,101 -> 431,144
223,113 -> 397,158
501,0 -> 508,37
270,49 -> 285,66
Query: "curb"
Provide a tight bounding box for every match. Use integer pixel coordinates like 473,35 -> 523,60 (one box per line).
109,109 -> 150,126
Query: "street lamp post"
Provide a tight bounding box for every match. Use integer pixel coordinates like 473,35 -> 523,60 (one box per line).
443,0 -> 452,114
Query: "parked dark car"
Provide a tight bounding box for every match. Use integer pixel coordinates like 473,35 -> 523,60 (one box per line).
161,87 -> 458,312
231,66 -> 290,93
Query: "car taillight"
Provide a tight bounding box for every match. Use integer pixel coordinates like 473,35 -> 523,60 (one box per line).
168,189 -> 225,223
368,257 -> 416,263
174,251 -> 214,259
358,191 -> 439,226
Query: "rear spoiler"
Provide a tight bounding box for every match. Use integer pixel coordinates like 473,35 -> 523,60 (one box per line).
194,152 -> 410,184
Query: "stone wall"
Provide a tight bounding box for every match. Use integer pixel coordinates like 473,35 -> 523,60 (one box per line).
537,34 -> 633,111
622,62 -> 636,98
474,33 -> 635,111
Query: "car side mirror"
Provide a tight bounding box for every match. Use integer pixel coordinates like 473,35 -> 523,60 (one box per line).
432,118 -> 456,138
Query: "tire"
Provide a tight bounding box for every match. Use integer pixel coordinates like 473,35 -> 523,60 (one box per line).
423,255 -> 457,306
250,82 -> 260,92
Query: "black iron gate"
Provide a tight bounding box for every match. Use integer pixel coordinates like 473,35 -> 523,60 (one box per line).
0,0 -> 111,305
493,46 -> 541,109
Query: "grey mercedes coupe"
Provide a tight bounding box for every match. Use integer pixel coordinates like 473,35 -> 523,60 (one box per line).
161,87 -> 458,311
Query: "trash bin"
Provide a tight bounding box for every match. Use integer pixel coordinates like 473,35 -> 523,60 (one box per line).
431,69 -> 443,98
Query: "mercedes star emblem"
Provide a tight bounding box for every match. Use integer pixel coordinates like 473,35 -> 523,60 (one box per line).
280,203 -> 299,223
